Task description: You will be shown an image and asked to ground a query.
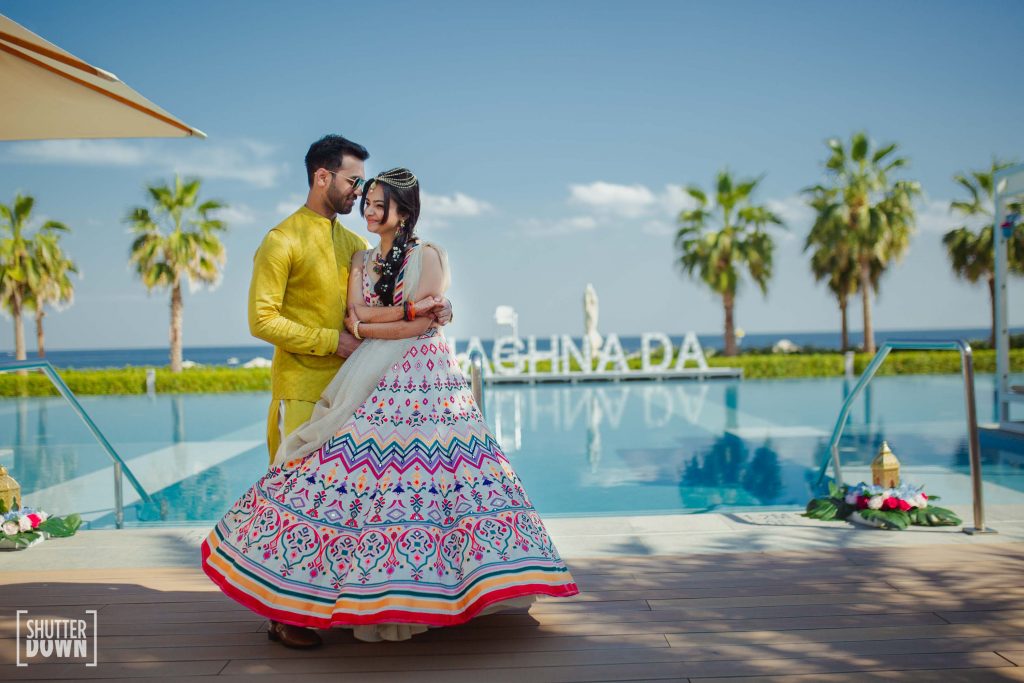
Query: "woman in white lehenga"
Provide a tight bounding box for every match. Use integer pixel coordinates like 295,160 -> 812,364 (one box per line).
202,168 -> 578,644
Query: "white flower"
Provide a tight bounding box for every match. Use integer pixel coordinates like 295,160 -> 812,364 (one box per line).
38,511 -> 49,521
18,516 -> 32,532
845,491 -> 858,505
915,494 -> 928,509
2,520 -> 19,536
868,496 -> 884,510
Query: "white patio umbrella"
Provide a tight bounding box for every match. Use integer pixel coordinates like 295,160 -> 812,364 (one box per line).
0,13 -> 205,140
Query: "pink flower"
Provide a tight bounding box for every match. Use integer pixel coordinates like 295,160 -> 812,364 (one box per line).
26,514 -> 42,529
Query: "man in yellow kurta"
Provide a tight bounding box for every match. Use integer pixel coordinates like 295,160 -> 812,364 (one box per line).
248,135 -> 372,466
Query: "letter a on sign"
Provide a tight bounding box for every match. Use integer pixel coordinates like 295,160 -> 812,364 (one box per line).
673,332 -> 709,370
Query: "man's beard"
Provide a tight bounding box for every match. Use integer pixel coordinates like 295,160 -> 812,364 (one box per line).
326,186 -> 353,215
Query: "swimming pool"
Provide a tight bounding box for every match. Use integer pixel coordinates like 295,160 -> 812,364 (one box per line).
1,374 -> 1022,528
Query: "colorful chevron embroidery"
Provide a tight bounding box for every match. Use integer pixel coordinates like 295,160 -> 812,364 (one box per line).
202,320 -> 578,629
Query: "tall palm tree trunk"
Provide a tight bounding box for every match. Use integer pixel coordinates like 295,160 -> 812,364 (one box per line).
987,274 -> 996,349
170,282 -> 183,373
723,291 -> 737,357
839,294 -> 849,352
859,258 -> 875,354
35,308 -> 46,358
12,292 -> 26,362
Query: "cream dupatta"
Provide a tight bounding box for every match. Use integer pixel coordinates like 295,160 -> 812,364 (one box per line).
269,242 -> 451,470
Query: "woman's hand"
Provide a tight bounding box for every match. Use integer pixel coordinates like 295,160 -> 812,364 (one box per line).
414,296 -> 443,318
344,308 -> 360,336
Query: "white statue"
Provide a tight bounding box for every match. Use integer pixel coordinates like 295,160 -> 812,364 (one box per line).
583,283 -> 602,356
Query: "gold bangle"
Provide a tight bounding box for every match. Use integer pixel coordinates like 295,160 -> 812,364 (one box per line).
353,320 -> 362,340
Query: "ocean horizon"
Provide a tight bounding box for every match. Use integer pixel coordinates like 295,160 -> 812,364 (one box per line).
1,326 -> 1019,370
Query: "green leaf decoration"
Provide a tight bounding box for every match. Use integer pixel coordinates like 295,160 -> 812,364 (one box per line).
804,498 -> 839,521
12,531 -> 42,548
923,505 -> 961,526
859,509 -> 909,530
39,513 -> 82,538
807,481 -> 967,532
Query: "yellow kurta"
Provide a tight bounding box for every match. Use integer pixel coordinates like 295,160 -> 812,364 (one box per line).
248,206 -> 370,402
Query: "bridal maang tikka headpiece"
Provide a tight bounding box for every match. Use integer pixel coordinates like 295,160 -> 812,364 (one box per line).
366,168 -> 418,195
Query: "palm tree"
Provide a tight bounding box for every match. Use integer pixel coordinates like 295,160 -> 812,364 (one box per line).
0,194 -> 70,361
27,230 -> 78,358
804,186 -> 860,351
675,170 -> 784,356
943,159 -> 1023,347
813,132 -> 919,353
127,176 -> 227,372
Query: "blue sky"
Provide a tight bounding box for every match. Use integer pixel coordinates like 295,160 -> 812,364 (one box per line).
1,0 -> 1022,351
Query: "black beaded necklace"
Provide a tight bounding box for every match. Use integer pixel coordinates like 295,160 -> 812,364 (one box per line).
372,245 -> 401,277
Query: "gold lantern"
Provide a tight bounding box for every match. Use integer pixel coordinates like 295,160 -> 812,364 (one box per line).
871,442 -> 901,488
0,465 -> 21,513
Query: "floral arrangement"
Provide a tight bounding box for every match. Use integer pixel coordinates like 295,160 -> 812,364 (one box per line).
804,481 -> 961,530
0,500 -> 81,550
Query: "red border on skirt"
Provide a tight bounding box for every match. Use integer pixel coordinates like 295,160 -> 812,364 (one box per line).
201,539 -> 580,629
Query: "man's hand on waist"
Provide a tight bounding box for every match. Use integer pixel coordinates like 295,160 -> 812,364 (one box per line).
336,330 -> 363,358
435,298 -> 454,326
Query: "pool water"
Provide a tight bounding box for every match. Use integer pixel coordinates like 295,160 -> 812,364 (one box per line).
1,374 -> 1022,528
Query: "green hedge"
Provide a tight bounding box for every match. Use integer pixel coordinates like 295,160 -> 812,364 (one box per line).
704,349 -> 1023,379
0,367 -> 271,397
0,349 -> 1020,397
706,353 -> 843,379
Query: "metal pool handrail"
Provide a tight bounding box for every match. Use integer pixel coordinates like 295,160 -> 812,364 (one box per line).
0,360 -> 152,528
814,340 -> 992,534
469,350 -> 487,419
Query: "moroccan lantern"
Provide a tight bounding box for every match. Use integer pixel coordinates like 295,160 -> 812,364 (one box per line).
871,442 -> 901,488
0,465 -> 21,513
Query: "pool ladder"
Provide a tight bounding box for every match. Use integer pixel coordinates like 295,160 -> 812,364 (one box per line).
815,340 -> 995,534
0,360 -> 151,528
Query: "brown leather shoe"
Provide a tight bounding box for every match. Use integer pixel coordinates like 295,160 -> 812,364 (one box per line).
267,620 -> 322,649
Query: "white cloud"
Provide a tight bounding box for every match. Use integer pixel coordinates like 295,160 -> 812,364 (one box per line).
640,220 -> 676,236
4,138 -> 285,188
523,181 -> 696,235
213,203 -> 257,226
421,192 -> 492,218
522,181 -> 810,240
763,195 -> 812,241
275,193 -> 306,216
168,144 -> 283,188
569,181 -> 657,217
915,197 -> 984,234
766,195 -> 814,231
521,215 -> 598,235
7,140 -> 146,166
658,184 -> 698,216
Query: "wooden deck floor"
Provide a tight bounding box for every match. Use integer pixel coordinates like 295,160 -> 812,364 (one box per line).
2,541 -> 1024,682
